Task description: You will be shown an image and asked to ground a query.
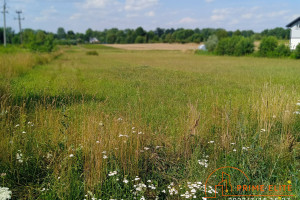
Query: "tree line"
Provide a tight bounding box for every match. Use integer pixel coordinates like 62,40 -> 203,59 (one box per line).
0,26 -> 291,52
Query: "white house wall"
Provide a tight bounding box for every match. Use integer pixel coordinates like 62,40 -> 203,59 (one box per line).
290,38 -> 300,50
289,21 -> 300,50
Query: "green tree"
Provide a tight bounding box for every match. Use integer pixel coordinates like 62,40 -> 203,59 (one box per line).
205,35 -> 218,52
259,36 -> 278,57
57,27 -> 66,39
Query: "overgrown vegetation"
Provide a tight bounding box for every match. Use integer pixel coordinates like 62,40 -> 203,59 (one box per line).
0,46 -> 299,199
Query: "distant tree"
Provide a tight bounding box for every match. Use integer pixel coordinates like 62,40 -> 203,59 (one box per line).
154,27 -> 165,37
233,29 -> 241,36
57,27 -> 66,39
216,29 -> 228,40
135,36 -> 146,43
205,35 -> 218,52
67,30 -> 76,40
135,27 -> 146,36
85,28 -> 93,40
106,33 -> 117,44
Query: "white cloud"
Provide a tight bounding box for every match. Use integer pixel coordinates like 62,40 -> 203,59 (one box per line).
179,17 -> 197,24
82,0 -> 113,9
145,11 -> 155,17
124,0 -> 158,11
34,6 -> 57,22
205,0 -> 214,3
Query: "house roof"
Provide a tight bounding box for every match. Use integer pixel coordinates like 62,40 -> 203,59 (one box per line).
286,17 -> 300,27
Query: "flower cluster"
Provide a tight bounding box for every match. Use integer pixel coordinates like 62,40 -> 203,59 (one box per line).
0,187 -> 12,200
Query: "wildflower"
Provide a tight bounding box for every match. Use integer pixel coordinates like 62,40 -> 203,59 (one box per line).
22,131 -> 26,134
161,190 -> 166,193
260,129 -> 266,132
0,187 -> 12,200
41,188 -> 46,192
208,141 -> 214,144
103,155 -> 108,159
102,151 -> 107,154
0,173 -> 6,177
58,177 -> 61,180
233,149 -> 237,152
242,147 -> 250,151
108,171 -> 117,176
96,141 -> 100,144
46,153 -> 53,159
296,103 -> 300,106
287,180 -> 292,184
198,159 -> 208,168
117,117 -> 123,121
99,122 -> 104,126
138,132 -> 144,135
119,134 -> 129,138
16,151 -> 23,163
69,154 -> 74,158
231,143 -> 236,145
191,189 -> 196,193
123,179 -> 129,184
147,180 -> 151,183
294,111 -> 300,115
155,146 -> 162,149
144,147 -> 150,151
202,198 -> 207,200
15,124 -> 20,127
134,176 -> 140,181
132,127 -> 135,130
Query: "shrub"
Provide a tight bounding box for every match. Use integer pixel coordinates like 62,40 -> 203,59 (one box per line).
205,35 -> 218,52
86,51 -> 99,56
273,44 -> 291,57
215,36 -> 254,56
259,36 -> 278,57
293,43 -> 300,59
235,37 -> 254,56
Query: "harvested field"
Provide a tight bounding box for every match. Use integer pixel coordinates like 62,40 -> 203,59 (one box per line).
104,43 -> 200,51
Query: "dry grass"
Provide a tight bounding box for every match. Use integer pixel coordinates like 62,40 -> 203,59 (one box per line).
103,43 -> 200,51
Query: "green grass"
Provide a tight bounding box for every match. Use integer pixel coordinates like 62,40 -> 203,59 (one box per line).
0,45 -> 299,199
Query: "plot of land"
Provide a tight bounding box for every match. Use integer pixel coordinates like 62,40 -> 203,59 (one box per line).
104,43 -> 200,51
0,45 -> 299,199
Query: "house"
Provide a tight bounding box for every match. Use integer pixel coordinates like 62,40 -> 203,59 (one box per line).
89,37 -> 99,44
286,17 -> 300,50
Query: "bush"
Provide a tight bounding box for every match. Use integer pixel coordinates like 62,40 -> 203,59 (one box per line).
215,36 -> 254,56
86,51 -> 99,56
293,43 -> 300,59
205,35 -> 218,52
273,44 -> 291,57
235,37 -> 254,56
259,36 -> 278,57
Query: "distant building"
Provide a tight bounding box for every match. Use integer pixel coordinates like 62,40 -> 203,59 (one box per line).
89,37 -> 99,44
198,44 -> 207,51
286,17 -> 300,50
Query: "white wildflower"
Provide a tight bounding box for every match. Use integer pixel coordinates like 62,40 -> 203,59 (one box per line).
0,187 -> 12,200
103,155 -> 108,159
123,179 -> 129,184
260,129 -> 266,132
69,154 -> 74,158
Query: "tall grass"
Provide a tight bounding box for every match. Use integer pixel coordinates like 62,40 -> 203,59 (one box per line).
0,45 -> 299,199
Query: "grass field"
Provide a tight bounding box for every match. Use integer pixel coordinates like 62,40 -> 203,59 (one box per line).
0,45 -> 299,199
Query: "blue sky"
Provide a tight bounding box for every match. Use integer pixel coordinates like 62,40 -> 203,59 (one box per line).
3,0 -> 299,33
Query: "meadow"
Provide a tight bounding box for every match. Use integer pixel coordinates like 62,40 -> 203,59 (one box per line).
0,45 -> 299,199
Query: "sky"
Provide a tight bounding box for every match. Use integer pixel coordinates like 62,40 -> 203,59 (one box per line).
2,0 -> 299,33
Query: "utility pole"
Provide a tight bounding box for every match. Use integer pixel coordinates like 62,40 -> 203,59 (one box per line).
2,0 -> 8,47
15,10 -> 24,44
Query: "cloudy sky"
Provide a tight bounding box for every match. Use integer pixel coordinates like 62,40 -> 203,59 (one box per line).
3,0 -> 299,33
